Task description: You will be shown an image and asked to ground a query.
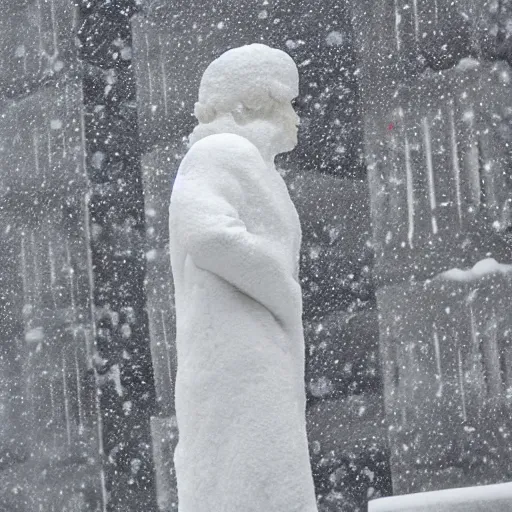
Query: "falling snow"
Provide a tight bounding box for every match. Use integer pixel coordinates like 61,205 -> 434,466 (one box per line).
0,1 -> 510,511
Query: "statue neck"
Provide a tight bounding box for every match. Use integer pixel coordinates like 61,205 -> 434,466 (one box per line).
189,115 -> 279,168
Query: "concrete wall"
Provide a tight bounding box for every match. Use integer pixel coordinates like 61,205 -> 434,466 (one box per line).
352,0 -> 512,497
0,2 -> 103,510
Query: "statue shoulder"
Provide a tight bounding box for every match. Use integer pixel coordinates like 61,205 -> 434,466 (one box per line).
180,134 -> 264,176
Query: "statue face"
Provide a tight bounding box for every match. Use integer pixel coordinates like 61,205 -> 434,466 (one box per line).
271,99 -> 300,154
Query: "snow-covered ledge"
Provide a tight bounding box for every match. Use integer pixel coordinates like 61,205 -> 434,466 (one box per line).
437,258 -> 512,282
369,482 -> 512,512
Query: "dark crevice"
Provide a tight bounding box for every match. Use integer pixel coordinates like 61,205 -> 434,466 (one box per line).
79,2 -> 158,511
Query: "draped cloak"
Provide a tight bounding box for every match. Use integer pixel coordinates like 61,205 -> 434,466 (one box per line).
169,130 -> 318,512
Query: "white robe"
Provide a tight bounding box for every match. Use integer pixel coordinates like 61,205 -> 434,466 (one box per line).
169,132 -> 318,512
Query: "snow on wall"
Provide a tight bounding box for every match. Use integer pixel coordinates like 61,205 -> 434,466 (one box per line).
439,258 -> 512,282
369,481 -> 512,512
376,267 -> 512,494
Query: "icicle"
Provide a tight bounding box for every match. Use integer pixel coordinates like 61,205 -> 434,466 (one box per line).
21,234 -> 29,306
36,0 -> 43,63
433,325 -> 443,397
412,0 -> 419,40
469,302 -> 485,397
161,310 -> 173,386
48,380 -> 55,427
168,283 -> 174,314
485,310 -> 502,397
72,2 -> 78,29
61,85 -> 69,158
480,144 -> 498,214
79,104 -> 87,172
394,0 -> 402,52
83,194 -> 97,339
66,240 -> 77,319
82,194 -> 107,512
62,354 -> 72,446
449,105 -> 463,227
83,329 -> 93,370
469,304 -> 478,352
48,240 -> 56,308
457,343 -> 467,421
49,0 -> 59,56
28,372 -> 33,406
64,83 -> 70,119
31,232 -> 40,303
22,48 -> 27,75
145,33 -> 154,114
465,109 -> 481,207
75,348 -> 84,434
100,468 -> 108,512
422,117 -> 438,234
401,401 -> 407,426
33,130 -> 40,175
82,194 -> 96,367
47,130 -> 52,175
62,129 -> 68,159
404,133 -> 415,248
159,35 -> 168,117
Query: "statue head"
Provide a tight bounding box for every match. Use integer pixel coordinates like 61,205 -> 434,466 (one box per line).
191,44 -> 300,157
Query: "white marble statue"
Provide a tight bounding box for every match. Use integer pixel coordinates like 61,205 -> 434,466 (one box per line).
169,43 -> 318,512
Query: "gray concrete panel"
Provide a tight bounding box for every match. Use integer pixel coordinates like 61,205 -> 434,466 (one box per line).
0,0 -> 79,98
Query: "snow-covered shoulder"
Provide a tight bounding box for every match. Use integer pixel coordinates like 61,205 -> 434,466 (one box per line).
179,133 -> 265,178
437,258 -> 512,283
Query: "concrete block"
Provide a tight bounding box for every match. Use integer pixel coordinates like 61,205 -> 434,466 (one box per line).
0,0 -> 79,97
0,205 -> 102,511
0,77 -> 87,204
378,268 -> 512,494
352,0 -> 512,286
361,61 -> 512,286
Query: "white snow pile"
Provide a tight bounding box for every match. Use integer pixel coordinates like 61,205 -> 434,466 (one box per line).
369,481 -> 512,512
438,258 -> 512,282
25,326 -> 44,343
455,57 -> 480,71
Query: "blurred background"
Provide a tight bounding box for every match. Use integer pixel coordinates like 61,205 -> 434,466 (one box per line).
0,1 -> 511,511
